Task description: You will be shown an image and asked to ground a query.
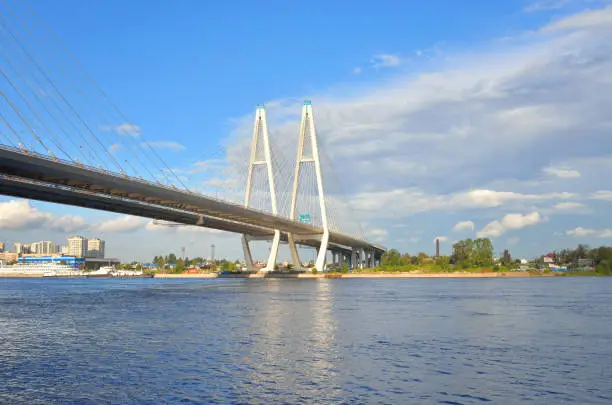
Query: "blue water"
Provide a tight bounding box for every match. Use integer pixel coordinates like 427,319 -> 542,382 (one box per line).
1,277 -> 611,404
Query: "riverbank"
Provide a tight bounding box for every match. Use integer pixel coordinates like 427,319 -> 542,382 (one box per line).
153,271 -> 561,279
1,271 -> 601,279
154,273 -> 218,279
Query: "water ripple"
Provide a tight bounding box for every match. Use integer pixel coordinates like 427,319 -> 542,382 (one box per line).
1,277 -> 611,403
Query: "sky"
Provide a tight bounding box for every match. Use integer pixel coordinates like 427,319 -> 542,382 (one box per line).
1,0 -> 612,261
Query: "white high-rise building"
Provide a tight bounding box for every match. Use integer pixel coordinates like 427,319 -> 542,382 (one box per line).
86,238 -> 105,258
14,243 -> 31,255
30,241 -> 59,255
67,236 -> 88,258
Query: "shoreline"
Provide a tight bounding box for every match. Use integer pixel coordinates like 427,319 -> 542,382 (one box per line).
0,271 -> 600,279
155,271 -> 557,279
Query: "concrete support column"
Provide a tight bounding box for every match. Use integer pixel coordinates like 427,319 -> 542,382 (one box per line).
288,233 -> 301,270
242,235 -> 254,272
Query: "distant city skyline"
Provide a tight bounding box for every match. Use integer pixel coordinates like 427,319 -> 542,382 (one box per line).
6,235 -> 106,259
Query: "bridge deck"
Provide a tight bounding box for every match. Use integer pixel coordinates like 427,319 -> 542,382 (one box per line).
0,146 -> 384,253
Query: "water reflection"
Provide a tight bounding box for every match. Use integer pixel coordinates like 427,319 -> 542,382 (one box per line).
241,279 -> 342,401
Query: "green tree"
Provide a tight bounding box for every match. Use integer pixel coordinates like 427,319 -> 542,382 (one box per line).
436,255 -> 451,270
167,253 -> 177,265
153,255 -> 165,269
401,253 -> 412,266
381,249 -> 402,267
501,249 -> 512,267
452,238 -> 474,266
174,259 -> 185,273
473,238 -> 494,267
417,252 -> 429,265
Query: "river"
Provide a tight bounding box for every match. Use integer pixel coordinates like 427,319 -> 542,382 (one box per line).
1,277 -> 611,404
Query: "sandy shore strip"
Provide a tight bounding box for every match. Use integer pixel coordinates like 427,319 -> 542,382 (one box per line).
0,271 -> 557,279
154,273 -> 218,279
153,271 -> 556,279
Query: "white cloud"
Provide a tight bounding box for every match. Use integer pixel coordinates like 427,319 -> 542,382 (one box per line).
368,228 -> 388,242
566,226 -> 594,236
453,220 -> 475,232
433,236 -> 448,243
371,54 -> 400,68
353,67 -> 362,75
140,141 -> 185,151
477,221 -> 506,238
543,167 -> 581,178
545,5 -> 612,31
368,228 -> 388,237
552,201 -> 585,211
590,190 -> 612,201
351,188 -> 574,218
46,215 -> 87,233
145,220 -> 224,234
566,226 -> 612,237
0,200 -> 86,232
502,212 -> 544,229
114,123 -> 142,136
93,215 -> 145,233
524,0 -> 570,13
477,212 -> 543,238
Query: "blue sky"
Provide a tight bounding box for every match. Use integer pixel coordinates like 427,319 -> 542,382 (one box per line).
1,0 -> 612,261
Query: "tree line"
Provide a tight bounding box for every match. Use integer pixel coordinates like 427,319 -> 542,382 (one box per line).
151,254 -> 241,273
380,238 -> 612,274
381,237 -> 496,270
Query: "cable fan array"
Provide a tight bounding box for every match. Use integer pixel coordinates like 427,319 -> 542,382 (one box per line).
0,0 -> 187,189
221,104 -> 368,242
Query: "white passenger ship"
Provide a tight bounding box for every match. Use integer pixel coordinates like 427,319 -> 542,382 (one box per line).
0,261 -> 83,277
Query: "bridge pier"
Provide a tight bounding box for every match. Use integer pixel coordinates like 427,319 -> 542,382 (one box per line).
359,248 -> 365,269
241,235 -> 255,272
287,233 -> 301,270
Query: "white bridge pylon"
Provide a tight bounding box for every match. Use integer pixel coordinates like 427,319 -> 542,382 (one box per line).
242,101 -> 330,273
288,100 -> 329,272
242,104 -> 281,272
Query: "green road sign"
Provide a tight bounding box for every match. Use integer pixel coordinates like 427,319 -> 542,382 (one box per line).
299,214 -> 311,224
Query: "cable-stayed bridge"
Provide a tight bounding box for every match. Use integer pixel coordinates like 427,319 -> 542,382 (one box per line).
0,0 -> 384,271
